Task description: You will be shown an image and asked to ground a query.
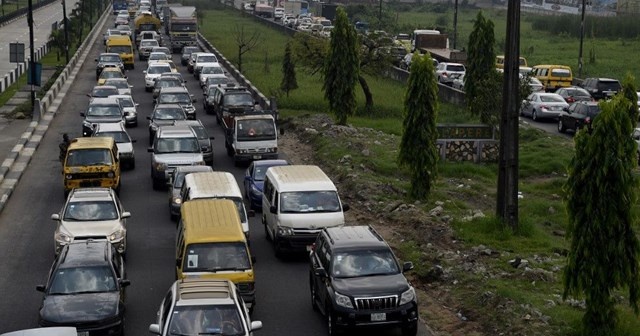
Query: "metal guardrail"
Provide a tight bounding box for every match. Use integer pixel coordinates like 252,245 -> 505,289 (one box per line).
0,0 -> 57,27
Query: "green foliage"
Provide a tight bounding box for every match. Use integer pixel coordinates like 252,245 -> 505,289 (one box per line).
323,7 -> 360,125
621,73 -> 638,123
280,42 -> 298,97
563,96 -> 640,334
290,33 -> 328,76
398,53 -> 439,200
464,11 -> 496,123
469,70 -> 502,126
530,14 -> 640,39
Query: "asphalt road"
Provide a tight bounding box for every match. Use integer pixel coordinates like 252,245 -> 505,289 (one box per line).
0,14 -> 426,336
0,0 -> 79,79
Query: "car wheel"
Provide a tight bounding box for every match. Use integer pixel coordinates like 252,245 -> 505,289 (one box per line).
263,217 -> 272,242
401,321 -> 418,336
532,110 -> 538,121
558,118 -> 566,133
152,178 -> 161,191
310,275 -> 319,311
326,307 -> 340,336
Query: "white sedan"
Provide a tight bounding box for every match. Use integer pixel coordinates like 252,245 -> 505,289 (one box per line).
521,92 -> 569,121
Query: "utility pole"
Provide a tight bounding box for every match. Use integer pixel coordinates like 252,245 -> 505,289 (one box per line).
61,0 -> 69,64
27,0 -> 35,113
496,0 -> 520,230
578,0 -> 586,78
378,0 -> 382,30
453,0 -> 458,50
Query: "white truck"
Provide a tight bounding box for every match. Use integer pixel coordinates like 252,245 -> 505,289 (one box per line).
225,112 -> 278,166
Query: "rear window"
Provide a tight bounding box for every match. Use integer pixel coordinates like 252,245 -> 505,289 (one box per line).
446,65 -> 465,72
551,69 -> 571,77
585,105 -> 601,117
540,95 -> 565,103
597,81 -> 621,91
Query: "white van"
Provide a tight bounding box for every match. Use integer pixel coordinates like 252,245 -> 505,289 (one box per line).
180,172 -> 252,240
262,165 -> 349,256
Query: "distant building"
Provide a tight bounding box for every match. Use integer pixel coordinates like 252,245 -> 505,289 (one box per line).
618,0 -> 640,13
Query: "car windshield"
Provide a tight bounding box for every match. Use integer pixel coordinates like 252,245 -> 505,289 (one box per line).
66,149 -> 113,166
551,69 -> 571,77
236,119 -> 275,141
157,79 -> 182,88
149,53 -> 168,61
49,266 -> 117,294
183,47 -> 198,55
141,40 -> 158,47
99,55 -> 121,62
331,249 -> 400,278
446,65 -> 465,72
92,88 -> 119,97
155,138 -> 199,153
154,48 -> 170,54
253,163 -> 285,181
207,77 -> 229,86
63,200 -> 118,221
279,191 -> 341,213
105,80 -> 128,89
108,46 -> 132,54
585,105 -> 601,117
167,304 -> 245,336
184,242 -> 251,272
153,107 -> 185,120
87,105 -> 121,117
198,55 -> 217,63
159,93 -> 191,104
201,66 -> 224,75
95,131 -> 130,144
223,93 -> 253,106
117,98 -> 134,107
100,71 -> 122,79
148,66 -> 171,74
597,81 -> 621,91
539,95 -> 565,103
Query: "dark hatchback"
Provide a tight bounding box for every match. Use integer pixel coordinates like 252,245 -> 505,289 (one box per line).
243,159 -> 289,210
36,240 -> 130,336
558,101 -> 602,134
309,226 -> 418,336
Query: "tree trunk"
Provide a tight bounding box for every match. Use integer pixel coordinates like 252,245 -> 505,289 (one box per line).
358,75 -> 373,114
238,47 -> 242,73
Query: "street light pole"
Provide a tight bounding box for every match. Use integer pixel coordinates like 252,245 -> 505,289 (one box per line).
61,0 -> 69,63
27,0 -> 35,113
453,0 -> 458,50
378,0 -> 382,30
578,0 -> 586,78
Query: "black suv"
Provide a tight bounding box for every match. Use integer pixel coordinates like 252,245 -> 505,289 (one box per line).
558,101 -> 602,134
207,85 -> 256,124
309,226 -> 418,336
36,239 -> 130,335
579,77 -> 621,100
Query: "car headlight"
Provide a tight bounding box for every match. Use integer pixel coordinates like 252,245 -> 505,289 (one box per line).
107,172 -> 115,177
399,287 -> 416,305
55,232 -> 72,243
151,124 -> 158,131
267,147 -> 277,153
98,63 -> 105,68
237,149 -> 247,154
173,197 -> 182,205
335,292 -> 354,309
83,120 -> 92,128
65,174 -> 73,180
194,161 -> 205,166
109,229 -> 125,242
154,162 -> 167,171
277,226 -> 294,236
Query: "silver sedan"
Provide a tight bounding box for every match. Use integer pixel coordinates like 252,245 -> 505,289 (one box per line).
521,92 -> 569,121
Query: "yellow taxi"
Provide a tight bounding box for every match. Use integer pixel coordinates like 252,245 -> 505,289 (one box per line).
97,67 -> 126,85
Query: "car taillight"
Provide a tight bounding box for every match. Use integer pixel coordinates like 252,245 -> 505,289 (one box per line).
540,105 -> 549,110
585,117 -> 591,124
442,72 -> 448,77
567,97 -> 575,103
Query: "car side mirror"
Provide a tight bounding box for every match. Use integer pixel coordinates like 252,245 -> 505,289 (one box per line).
270,205 -> 277,214
94,58 -> 98,62
209,136 -> 215,140
122,211 -> 131,219
314,267 -> 328,278
176,258 -> 182,267
132,139 -> 137,143
251,256 -> 257,264
248,209 -> 255,217
146,116 -> 151,120
402,261 -> 414,272
36,285 -> 46,292
119,279 -> 131,287
148,147 -> 153,152
149,324 -> 161,335
142,70 -> 147,74
250,321 -> 263,331
342,204 -> 350,212
86,94 -> 91,98
50,213 -> 60,221
80,112 -> 85,117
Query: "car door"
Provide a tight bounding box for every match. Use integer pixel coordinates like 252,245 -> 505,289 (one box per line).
244,162 -> 254,196
567,104 -> 581,130
316,238 -> 332,314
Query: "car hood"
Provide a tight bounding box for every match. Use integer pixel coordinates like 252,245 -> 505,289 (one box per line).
154,153 -> 203,165
116,142 -> 134,154
60,220 -> 123,237
40,292 -> 120,324
152,119 -> 178,127
122,107 -> 137,114
331,273 -> 410,297
196,62 -> 220,68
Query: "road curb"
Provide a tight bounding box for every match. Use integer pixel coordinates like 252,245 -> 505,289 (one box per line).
0,7 -> 111,214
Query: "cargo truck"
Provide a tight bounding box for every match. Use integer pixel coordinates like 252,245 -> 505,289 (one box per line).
411,29 -> 467,64
225,112 -> 279,166
134,11 -> 162,35
167,6 -> 198,53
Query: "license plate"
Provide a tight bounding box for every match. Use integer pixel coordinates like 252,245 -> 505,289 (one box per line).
252,155 -> 262,160
371,313 -> 386,321
77,332 -> 89,336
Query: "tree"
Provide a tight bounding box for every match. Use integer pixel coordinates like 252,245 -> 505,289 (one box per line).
620,73 -> 638,123
323,7 -> 359,125
464,11 -> 496,123
398,53 -> 439,200
233,25 -> 260,73
280,42 -> 298,97
563,95 -> 640,335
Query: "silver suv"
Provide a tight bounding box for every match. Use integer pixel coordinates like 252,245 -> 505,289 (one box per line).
148,125 -> 204,190
155,86 -> 197,120
148,278 -> 262,336
435,62 -> 466,86
51,188 -> 130,255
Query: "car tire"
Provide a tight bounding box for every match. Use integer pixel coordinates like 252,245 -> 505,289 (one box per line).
264,220 -> 271,241
310,275 -> 319,311
402,321 -> 418,336
532,110 -> 538,121
558,118 -> 566,133
326,307 -> 341,336
152,178 -> 162,191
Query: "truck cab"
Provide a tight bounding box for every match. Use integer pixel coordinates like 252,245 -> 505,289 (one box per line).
225,112 -> 278,167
